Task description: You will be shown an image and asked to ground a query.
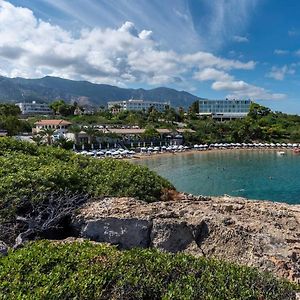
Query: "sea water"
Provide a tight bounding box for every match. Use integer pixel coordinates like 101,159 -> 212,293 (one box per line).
134,150 -> 300,204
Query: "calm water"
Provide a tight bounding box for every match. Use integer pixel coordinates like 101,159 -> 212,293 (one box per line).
134,150 -> 300,204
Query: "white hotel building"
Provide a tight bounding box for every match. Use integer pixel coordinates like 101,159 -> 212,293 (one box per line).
16,101 -> 52,115
198,99 -> 252,120
108,99 -> 169,113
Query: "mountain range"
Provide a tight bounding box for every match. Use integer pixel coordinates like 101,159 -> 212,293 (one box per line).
0,76 -> 201,108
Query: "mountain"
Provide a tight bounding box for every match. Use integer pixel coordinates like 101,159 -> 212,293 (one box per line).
0,76 -> 201,108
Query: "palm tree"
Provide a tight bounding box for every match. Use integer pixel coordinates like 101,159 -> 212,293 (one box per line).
84,126 -> 97,145
40,128 -> 56,145
68,125 -> 81,145
31,134 -> 44,146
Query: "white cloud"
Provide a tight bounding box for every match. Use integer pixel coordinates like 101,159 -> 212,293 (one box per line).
193,68 -> 233,81
274,49 -> 289,55
192,0 -> 259,49
233,35 -> 249,43
118,21 -> 139,37
266,65 -> 295,81
0,1 -> 255,84
138,30 -> 153,40
183,52 -> 255,70
0,0 -> 283,102
212,80 -> 286,100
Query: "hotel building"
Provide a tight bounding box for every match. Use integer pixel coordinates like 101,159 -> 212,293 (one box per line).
198,99 -> 252,120
16,101 -> 52,115
108,99 -> 169,113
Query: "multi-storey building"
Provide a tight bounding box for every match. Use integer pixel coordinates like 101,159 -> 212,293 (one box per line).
107,99 -> 169,113
16,101 -> 52,115
198,99 -> 252,120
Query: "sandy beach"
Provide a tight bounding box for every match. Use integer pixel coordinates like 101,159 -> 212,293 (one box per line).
128,147 -> 294,161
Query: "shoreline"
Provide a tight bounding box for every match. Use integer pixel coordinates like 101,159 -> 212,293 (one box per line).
128,147 -> 295,161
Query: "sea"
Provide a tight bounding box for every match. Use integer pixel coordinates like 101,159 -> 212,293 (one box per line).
133,150 -> 300,204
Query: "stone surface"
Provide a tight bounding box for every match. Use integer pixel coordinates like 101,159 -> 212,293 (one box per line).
73,194 -> 300,283
0,241 -> 8,256
78,217 -> 152,249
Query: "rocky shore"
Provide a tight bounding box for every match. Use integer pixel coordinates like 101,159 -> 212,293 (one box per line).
72,194 -> 300,284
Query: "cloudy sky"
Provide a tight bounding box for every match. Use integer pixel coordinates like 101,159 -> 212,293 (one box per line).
1,0 -> 300,113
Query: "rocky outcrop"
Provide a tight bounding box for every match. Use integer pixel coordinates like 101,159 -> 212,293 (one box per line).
72,194 -> 300,283
0,241 -> 8,256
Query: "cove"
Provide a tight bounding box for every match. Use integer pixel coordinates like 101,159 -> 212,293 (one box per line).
133,150 -> 300,204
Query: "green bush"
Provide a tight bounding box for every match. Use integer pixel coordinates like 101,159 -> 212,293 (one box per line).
0,240 -> 297,300
0,138 -> 174,223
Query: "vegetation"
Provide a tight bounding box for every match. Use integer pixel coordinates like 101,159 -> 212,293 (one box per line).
51,102 -> 300,144
49,99 -> 78,116
3,99 -> 300,145
0,103 -> 31,135
0,138 -> 173,237
0,240 -> 297,299
184,103 -> 300,144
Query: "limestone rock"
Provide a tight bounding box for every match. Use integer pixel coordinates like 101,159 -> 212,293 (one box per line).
79,217 -> 152,249
72,195 -> 300,283
150,220 -> 194,252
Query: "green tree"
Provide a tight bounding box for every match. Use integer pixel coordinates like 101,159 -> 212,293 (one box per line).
40,128 -> 56,145
0,104 -> 21,116
68,125 -> 82,145
188,101 -> 199,118
142,127 -> 160,141
0,116 -> 31,136
31,134 -> 44,146
83,126 -> 97,145
50,100 -> 75,116
248,103 -> 271,119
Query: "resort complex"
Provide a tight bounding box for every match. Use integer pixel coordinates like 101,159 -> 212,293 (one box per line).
2,1 -> 300,299
107,99 -> 170,112
198,99 -> 252,120
16,101 -> 52,115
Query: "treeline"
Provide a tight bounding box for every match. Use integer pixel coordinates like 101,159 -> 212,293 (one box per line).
0,104 -> 31,135
185,103 -> 300,144
2,100 -> 300,143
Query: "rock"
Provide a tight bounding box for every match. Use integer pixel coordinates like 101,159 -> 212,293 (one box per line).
79,217 -> 152,249
0,241 -> 8,256
72,195 -> 300,283
150,220 -> 194,253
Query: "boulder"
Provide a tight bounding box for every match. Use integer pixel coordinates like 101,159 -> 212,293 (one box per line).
80,217 -> 152,249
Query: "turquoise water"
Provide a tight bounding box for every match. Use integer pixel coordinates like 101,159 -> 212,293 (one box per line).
134,150 -> 300,204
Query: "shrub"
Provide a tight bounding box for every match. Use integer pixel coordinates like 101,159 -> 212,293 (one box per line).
0,240 -> 297,300
0,138 -> 174,224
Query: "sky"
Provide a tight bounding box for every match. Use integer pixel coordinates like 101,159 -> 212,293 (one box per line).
1,0 -> 300,113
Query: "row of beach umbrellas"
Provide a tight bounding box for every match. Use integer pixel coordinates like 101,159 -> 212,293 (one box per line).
78,149 -> 136,157
194,143 -> 300,148
76,142 -> 300,157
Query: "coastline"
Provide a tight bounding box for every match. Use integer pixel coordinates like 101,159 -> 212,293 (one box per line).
128,147 -> 294,161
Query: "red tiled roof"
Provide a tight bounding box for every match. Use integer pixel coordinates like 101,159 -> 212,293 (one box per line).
35,119 -> 72,126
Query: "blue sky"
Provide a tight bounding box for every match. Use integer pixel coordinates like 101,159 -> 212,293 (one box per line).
1,0 -> 300,113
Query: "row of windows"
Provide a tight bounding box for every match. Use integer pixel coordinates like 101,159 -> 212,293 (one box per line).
37,125 -> 68,129
199,100 -> 250,105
